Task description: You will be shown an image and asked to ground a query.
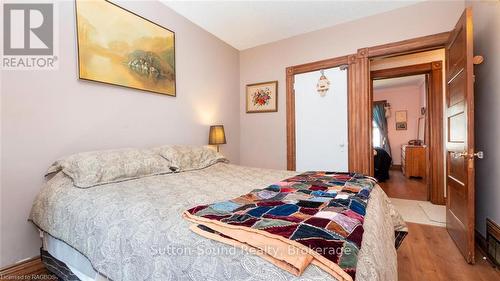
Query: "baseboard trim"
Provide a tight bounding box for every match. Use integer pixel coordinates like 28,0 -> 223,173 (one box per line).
476,229 -> 488,254
475,228 -> 499,268
390,164 -> 402,170
0,256 -> 53,280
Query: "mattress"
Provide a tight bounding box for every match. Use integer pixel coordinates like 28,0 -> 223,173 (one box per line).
42,231 -> 101,281
30,163 -> 406,281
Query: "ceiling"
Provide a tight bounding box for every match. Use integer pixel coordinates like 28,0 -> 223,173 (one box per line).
373,75 -> 426,90
162,0 -> 423,50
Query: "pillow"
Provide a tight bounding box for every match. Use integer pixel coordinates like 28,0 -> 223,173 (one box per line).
47,148 -> 175,188
155,145 -> 228,172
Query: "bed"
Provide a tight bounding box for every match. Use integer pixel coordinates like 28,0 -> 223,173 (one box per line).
29,146 -> 406,281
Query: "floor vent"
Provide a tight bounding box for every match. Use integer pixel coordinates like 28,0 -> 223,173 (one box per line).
486,218 -> 500,266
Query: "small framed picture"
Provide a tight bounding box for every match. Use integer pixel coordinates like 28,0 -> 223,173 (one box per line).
396,122 -> 407,130
246,81 -> 278,113
395,110 -> 407,122
395,110 -> 407,130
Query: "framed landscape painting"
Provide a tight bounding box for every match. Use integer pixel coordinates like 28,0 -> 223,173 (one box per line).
76,0 -> 176,96
246,81 -> 278,113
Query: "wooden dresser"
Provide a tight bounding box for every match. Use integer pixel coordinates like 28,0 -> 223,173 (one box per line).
401,145 -> 426,178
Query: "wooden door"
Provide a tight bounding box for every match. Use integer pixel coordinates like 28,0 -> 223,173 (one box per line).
445,8 -> 476,264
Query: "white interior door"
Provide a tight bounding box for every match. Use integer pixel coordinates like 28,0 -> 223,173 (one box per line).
294,66 -> 348,172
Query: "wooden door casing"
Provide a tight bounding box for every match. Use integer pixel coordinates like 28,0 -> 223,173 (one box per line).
286,56 -> 349,171
286,33 -> 450,174
371,62 -> 445,205
445,7 -> 475,264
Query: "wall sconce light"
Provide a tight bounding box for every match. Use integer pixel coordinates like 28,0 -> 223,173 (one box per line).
384,103 -> 392,118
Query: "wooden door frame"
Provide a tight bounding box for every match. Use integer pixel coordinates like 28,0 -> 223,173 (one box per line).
286,56 -> 350,171
352,32 -> 450,176
286,31 -> 450,174
371,62 -> 446,205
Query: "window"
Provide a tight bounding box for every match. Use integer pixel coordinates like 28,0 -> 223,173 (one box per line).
373,120 -> 382,148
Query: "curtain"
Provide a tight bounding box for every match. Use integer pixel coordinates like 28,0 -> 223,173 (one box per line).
373,103 -> 391,156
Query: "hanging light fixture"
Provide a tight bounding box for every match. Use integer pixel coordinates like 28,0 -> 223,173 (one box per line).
316,69 -> 330,97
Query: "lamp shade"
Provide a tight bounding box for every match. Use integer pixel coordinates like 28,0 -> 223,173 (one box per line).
209,125 -> 226,145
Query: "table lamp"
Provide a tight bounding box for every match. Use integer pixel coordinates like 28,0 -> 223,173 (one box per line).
208,125 -> 226,152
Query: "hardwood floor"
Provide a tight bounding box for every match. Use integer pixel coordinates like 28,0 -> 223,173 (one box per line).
398,223 -> 500,281
0,271 -> 56,281
0,256 -> 56,281
379,169 -> 428,201
4,224 -> 500,281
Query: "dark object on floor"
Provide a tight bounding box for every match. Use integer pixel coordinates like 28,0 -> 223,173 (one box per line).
395,230 -> 408,249
41,248 -> 80,281
374,147 -> 392,182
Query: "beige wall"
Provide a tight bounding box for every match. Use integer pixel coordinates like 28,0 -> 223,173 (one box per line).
0,0 -> 240,267
466,0 -> 500,237
239,1 -> 464,170
374,85 -> 422,165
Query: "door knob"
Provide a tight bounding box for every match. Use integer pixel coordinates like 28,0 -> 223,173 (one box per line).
473,55 -> 484,65
451,151 -> 468,158
451,151 -> 484,159
473,151 -> 484,159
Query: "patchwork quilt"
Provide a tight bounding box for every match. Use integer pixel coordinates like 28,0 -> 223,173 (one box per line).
183,171 -> 378,281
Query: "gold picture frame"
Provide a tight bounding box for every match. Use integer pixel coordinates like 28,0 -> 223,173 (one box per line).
246,81 -> 278,113
76,0 -> 176,96
395,110 -> 408,130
